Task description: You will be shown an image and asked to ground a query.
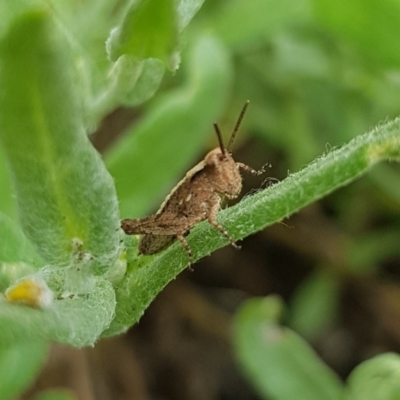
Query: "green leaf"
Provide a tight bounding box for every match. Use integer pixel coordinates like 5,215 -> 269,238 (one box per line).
106,35 -> 233,218
232,296 -> 343,400
312,0 -> 400,68
107,0 -> 179,70
344,353 -> 400,400
0,341 -> 48,400
90,0 -> 206,121
0,9 -> 120,270
0,272 -> 116,347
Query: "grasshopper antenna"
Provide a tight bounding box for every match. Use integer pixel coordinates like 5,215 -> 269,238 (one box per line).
213,122 -> 226,155
227,100 -> 250,152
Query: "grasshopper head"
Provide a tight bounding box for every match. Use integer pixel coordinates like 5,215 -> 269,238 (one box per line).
204,148 -> 242,198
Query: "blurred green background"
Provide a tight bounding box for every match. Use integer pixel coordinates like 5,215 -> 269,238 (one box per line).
2,0 -> 400,399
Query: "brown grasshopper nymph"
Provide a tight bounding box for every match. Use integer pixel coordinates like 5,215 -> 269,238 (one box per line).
121,101 -> 265,266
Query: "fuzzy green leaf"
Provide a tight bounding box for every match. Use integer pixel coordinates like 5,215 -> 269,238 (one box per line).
0,9 -> 120,270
